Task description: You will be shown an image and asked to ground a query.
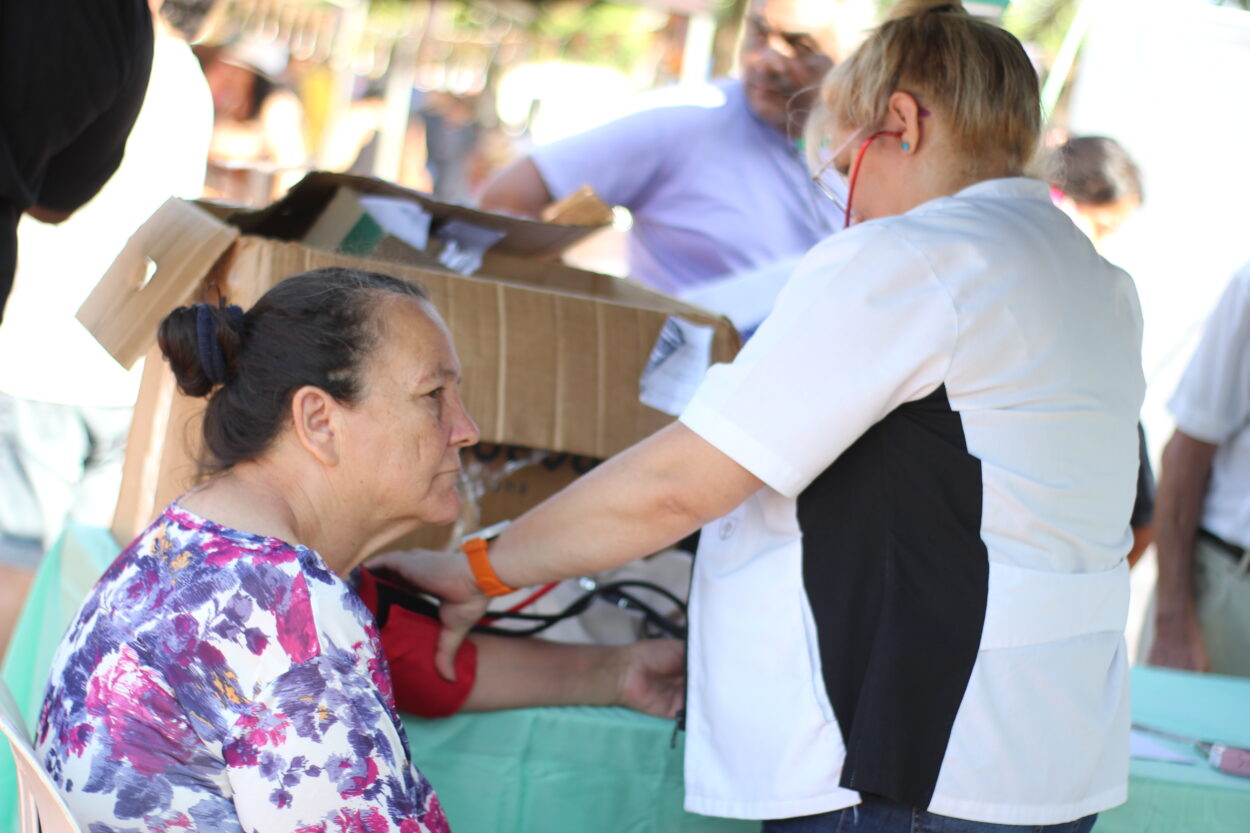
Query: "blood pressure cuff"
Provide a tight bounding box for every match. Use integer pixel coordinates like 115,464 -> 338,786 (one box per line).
356,568 -> 478,717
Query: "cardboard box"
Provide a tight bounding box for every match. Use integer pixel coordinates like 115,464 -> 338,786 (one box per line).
79,173 -> 740,548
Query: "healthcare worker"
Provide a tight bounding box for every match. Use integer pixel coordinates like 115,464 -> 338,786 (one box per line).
375,2 -> 1145,831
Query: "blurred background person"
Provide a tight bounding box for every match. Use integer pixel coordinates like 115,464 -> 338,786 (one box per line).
1144,259 -> 1250,678
477,0 -> 850,298
0,0 -> 154,322
0,0 -> 217,656
418,90 -> 483,206
1048,134 -> 1143,249
200,35 -> 310,204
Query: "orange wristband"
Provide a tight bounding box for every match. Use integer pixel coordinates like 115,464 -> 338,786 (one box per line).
463,537 -> 517,597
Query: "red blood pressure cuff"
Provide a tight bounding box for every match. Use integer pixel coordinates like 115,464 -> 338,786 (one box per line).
356,568 -> 478,718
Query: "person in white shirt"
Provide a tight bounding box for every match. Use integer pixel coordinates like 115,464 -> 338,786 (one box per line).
1145,261 -> 1250,678
375,2 -> 1144,831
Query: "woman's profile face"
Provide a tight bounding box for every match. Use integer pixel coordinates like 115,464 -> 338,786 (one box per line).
341,297 -> 480,529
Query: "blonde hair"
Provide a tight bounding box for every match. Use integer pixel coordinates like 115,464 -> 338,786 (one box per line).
808,0 -> 1040,176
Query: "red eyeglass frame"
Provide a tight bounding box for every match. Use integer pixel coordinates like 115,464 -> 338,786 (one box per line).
840,130 -> 903,227
815,105 -> 930,227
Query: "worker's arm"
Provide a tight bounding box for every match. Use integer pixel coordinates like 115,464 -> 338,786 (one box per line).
1148,429 -> 1218,672
477,157 -> 554,219
371,422 -> 764,679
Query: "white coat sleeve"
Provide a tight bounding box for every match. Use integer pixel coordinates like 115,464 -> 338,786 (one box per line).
680,223 -> 958,498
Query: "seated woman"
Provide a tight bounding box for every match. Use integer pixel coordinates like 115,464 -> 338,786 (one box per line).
35,267 -> 680,830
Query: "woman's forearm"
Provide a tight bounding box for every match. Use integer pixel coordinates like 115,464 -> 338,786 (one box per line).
487,422 -> 763,589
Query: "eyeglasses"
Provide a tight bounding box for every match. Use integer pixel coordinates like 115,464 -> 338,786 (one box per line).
813,129 -> 903,227
811,106 -> 929,227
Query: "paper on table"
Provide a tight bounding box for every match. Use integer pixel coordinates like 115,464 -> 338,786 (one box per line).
1130,728 -> 1197,764
358,195 -> 433,251
639,316 -> 714,417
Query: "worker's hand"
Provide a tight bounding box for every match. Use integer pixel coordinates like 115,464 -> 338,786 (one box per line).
1147,610 -> 1211,673
616,638 -> 685,719
368,547 -> 488,681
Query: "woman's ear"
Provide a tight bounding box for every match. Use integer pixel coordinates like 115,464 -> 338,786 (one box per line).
886,91 -> 923,154
289,385 -> 341,466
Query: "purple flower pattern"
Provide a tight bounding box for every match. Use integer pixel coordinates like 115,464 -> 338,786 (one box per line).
35,504 -> 450,833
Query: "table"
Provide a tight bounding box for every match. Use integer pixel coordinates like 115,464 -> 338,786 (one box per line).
1098,666 -> 1250,833
3,525 -> 1247,833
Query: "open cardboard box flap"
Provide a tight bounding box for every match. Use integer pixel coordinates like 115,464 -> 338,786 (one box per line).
235,171 -> 610,259
77,198 -> 241,369
77,181 -> 740,545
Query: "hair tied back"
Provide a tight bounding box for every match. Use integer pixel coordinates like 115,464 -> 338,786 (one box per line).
195,302 -> 245,387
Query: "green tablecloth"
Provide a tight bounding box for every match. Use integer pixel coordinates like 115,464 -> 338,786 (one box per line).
3,525 -> 1248,832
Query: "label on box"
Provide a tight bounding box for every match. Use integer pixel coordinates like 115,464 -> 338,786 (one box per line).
639,316 -> 714,416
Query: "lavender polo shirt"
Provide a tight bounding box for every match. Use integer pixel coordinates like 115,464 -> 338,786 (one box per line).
531,79 -> 843,295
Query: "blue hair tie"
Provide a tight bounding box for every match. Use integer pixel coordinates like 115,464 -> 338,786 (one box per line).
195,303 -> 245,387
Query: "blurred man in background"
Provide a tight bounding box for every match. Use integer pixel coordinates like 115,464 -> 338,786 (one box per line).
0,0 -> 218,654
478,0 -> 856,297
1146,260 -> 1250,678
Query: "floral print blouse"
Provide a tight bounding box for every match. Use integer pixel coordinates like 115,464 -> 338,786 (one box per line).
35,503 -> 450,833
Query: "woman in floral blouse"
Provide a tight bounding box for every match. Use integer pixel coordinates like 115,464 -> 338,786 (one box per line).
35,267 -> 679,831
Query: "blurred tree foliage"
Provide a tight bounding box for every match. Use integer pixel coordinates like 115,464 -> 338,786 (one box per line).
523,1 -> 671,68
1000,0 -> 1076,56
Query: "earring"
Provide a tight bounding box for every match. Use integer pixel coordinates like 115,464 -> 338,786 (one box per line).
900,141 -> 911,152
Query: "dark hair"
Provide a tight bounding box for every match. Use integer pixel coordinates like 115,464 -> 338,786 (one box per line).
1048,136 -> 1143,207
157,267 -> 429,472
158,0 -> 218,42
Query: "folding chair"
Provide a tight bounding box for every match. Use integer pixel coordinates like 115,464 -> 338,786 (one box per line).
0,678 -> 83,833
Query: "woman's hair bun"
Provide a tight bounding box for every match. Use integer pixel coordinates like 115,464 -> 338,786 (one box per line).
885,0 -> 966,22
157,302 -> 247,398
